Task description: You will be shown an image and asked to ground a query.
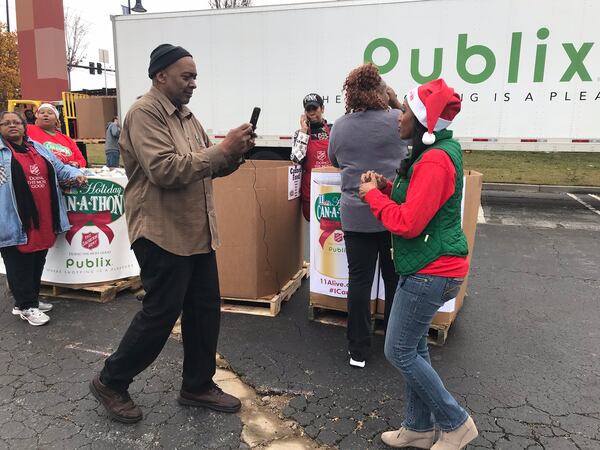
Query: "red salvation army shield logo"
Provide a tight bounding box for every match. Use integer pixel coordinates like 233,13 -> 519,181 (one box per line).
30,164 -> 40,176
334,231 -> 344,243
81,232 -> 100,250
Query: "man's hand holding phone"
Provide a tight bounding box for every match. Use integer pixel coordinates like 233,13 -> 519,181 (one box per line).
221,124 -> 255,158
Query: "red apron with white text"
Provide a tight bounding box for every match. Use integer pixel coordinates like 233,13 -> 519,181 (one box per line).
301,124 -> 331,221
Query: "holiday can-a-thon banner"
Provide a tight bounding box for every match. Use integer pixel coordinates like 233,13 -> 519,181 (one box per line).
309,168 -> 378,300
0,172 -> 139,284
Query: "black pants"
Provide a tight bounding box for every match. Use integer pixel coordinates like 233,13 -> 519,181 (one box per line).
344,231 -> 399,359
101,238 -> 221,394
0,246 -> 48,309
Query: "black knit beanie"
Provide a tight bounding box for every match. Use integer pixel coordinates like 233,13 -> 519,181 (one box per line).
148,44 -> 192,78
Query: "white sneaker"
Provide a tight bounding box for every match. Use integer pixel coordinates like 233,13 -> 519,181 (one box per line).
12,301 -> 53,315
18,308 -> 50,326
348,352 -> 366,368
38,301 -> 53,312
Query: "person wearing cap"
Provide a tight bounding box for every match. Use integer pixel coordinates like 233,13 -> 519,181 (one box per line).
328,63 -> 407,369
359,78 -> 478,449
26,104 -> 87,168
291,93 -> 333,221
89,43 -> 255,424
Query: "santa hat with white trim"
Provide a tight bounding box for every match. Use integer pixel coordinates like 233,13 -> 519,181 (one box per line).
406,79 -> 461,145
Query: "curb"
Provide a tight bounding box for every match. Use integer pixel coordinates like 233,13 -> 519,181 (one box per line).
483,183 -> 600,194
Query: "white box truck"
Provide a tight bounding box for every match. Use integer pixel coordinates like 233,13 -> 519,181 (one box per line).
112,0 -> 600,154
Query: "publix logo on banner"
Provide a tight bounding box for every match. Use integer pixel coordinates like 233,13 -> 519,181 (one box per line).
364,27 -> 595,84
64,179 -> 125,249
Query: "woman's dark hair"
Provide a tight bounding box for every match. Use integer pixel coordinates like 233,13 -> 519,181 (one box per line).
0,110 -> 27,126
397,116 -> 428,178
343,63 -> 388,113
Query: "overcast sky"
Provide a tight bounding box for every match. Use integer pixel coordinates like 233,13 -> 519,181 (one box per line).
1,0 -> 323,91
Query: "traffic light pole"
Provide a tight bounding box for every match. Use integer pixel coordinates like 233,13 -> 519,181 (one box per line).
67,64 -> 116,74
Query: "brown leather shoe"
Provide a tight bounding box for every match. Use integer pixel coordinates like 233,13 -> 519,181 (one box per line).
178,383 -> 241,413
89,375 -> 143,423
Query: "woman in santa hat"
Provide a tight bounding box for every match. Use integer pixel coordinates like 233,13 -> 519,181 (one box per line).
359,79 -> 478,449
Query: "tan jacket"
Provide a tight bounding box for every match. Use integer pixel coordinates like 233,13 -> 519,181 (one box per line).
119,86 -> 240,256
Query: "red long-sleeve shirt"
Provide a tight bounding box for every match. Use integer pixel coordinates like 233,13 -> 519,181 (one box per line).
27,125 -> 87,168
365,149 -> 468,277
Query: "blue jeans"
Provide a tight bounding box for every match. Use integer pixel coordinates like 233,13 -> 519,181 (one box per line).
105,150 -> 120,168
384,274 -> 468,432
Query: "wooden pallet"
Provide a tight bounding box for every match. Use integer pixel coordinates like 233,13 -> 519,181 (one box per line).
39,276 -> 142,303
309,307 -> 451,346
220,263 -> 309,317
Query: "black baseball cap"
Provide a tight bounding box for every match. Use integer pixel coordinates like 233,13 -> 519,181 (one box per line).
303,93 -> 324,109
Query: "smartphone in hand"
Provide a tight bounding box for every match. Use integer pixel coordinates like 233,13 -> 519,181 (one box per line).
250,107 -> 261,131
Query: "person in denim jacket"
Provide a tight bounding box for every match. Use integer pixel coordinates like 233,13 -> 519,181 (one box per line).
0,111 -> 86,326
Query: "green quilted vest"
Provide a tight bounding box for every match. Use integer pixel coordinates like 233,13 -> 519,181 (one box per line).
391,129 -> 468,275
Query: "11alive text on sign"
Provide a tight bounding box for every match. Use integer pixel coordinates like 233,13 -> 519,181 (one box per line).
43,174 -> 139,284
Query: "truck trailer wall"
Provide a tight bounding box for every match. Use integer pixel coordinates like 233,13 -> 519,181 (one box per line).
113,0 -> 600,148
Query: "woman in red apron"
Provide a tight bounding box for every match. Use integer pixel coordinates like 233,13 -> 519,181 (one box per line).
291,93 -> 333,221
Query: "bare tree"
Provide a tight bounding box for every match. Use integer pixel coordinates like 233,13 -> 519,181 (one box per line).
64,8 -> 90,88
209,0 -> 252,8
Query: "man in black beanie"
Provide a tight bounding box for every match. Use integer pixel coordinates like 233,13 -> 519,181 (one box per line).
89,43 -> 255,423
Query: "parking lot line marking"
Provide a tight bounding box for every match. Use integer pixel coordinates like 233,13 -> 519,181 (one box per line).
567,193 -> 600,217
65,344 -> 111,356
589,194 -> 600,203
477,205 -> 487,224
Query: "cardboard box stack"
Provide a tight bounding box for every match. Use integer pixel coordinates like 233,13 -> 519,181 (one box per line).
74,97 -> 117,139
213,160 -> 303,299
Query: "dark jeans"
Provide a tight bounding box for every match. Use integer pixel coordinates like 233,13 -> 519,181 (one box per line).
100,238 -> 221,394
0,246 -> 48,309
344,231 -> 399,359
105,150 -> 120,168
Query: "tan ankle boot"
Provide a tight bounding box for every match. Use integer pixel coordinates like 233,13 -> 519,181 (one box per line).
381,427 -> 435,449
431,416 -> 478,449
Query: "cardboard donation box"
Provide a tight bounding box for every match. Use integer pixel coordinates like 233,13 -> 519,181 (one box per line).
375,170 -> 483,327
213,160 -> 303,299
74,97 -> 117,139
309,168 -> 378,313
0,170 -> 140,284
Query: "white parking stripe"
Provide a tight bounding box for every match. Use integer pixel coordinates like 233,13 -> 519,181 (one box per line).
65,344 -> 111,356
567,193 -> 600,217
477,205 -> 487,224
589,194 -> 600,203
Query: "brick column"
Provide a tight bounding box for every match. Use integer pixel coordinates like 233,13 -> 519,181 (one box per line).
16,0 -> 69,101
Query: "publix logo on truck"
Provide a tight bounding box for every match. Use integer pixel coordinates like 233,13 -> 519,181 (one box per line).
64,179 -> 124,251
364,27 -> 595,84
